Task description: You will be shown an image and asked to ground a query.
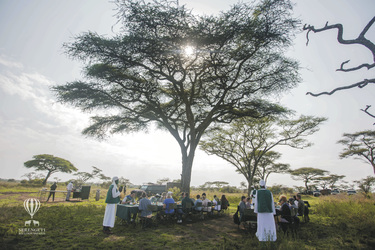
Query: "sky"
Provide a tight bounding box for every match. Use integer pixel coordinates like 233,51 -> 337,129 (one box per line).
0,0 -> 374,189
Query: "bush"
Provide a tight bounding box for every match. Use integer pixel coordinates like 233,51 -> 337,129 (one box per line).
219,185 -> 241,193
167,187 -> 181,201
20,178 -> 44,187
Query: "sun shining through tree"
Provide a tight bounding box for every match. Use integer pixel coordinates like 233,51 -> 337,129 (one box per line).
183,45 -> 195,57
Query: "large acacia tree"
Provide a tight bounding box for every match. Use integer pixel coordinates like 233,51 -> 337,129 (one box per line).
24,154 -> 78,185
53,0 -> 300,192
199,115 -> 326,195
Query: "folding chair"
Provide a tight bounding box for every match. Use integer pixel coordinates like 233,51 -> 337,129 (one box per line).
242,209 -> 257,231
193,201 -> 203,219
163,203 -> 177,223
202,202 -> 212,219
183,202 -> 193,222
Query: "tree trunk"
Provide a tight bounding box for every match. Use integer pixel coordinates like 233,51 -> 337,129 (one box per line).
180,154 -> 194,193
247,180 -> 252,197
43,171 -> 52,186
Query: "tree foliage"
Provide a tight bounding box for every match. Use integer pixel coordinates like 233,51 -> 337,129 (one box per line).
354,175 -> 375,196
24,154 -> 78,185
156,177 -> 170,185
337,130 -> 375,174
200,115 -> 326,195
256,151 -> 290,183
53,0 -> 300,192
289,167 -> 328,191
74,166 -> 109,186
314,174 -> 345,190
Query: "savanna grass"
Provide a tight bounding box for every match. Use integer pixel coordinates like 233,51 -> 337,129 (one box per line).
1,183 -> 375,249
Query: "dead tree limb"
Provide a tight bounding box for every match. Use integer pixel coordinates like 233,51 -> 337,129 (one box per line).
303,16 -> 375,72
303,17 -> 375,122
361,105 -> 375,119
337,60 -> 375,72
306,78 -> 375,97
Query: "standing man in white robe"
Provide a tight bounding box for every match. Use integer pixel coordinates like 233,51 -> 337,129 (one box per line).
103,176 -> 121,234
254,180 -> 277,241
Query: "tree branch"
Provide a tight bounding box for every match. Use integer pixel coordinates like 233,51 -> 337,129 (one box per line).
303,17 -> 375,61
306,78 -> 375,97
337,60 -> 375,72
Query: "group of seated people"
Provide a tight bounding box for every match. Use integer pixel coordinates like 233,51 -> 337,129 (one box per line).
121,191 -> 231,227
237,193 -> 310,233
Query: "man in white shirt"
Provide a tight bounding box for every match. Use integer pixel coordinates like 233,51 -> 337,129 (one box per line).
66,181 -> 73,201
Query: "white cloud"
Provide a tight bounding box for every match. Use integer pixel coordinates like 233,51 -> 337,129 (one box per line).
0,55 -> 23,69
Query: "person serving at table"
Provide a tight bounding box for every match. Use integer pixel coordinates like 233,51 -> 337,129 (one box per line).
102,176 -> 121,234
254,180 -> 277,242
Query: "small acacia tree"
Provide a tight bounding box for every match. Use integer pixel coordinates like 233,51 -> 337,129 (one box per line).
52,0 -> 300,192
354,176 -> 375,197
200,115 -> 326,195
74,166 -> 109,186
337,130 -> 375,174
24,154 -> 78,185
289,167 -> 328,191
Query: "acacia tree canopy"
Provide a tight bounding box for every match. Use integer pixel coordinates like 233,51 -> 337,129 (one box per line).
289,167 -> 328,191
200,115 -> 326,196
354,175 -> 375,195
337,130 -> 375,174
256,151 -> 290,183
53,0 -> 300,192
24,154 -> 78,185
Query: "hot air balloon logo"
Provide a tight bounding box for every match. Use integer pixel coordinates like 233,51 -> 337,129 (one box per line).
23,198 -> 40,226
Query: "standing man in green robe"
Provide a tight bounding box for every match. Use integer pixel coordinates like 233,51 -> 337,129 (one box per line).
102,176 -> 121,234
254,180 -> 277,241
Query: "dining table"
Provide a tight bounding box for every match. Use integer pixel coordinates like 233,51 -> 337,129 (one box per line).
116,203 -> 183,222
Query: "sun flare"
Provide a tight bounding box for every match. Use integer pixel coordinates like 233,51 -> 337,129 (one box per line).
183,45 -> 195,56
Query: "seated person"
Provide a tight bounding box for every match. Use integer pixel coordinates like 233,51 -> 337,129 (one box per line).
150,194 -> 159,204
296,193 -> 310,222
212,195 -> 221,211
178,192 -> 185,201
160,192 -> 167,202
245,197 -> 251,209
122,190 -> 137,222
238,196 -> 247,222
182,193 -> 195,212
163,193 -> 175,214
138,193 -> 152,228
201,193 -> 212,212
194,195 -> 203,212
289,197 -> 300,226
278,195 -> 292,233
182,192 -> 195,221
139,193 -> 152,218
220,195 -> 229,210
122,190 -> 136,204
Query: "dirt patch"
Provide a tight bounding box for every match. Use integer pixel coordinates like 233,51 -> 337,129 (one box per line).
170,214 -> 250,241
